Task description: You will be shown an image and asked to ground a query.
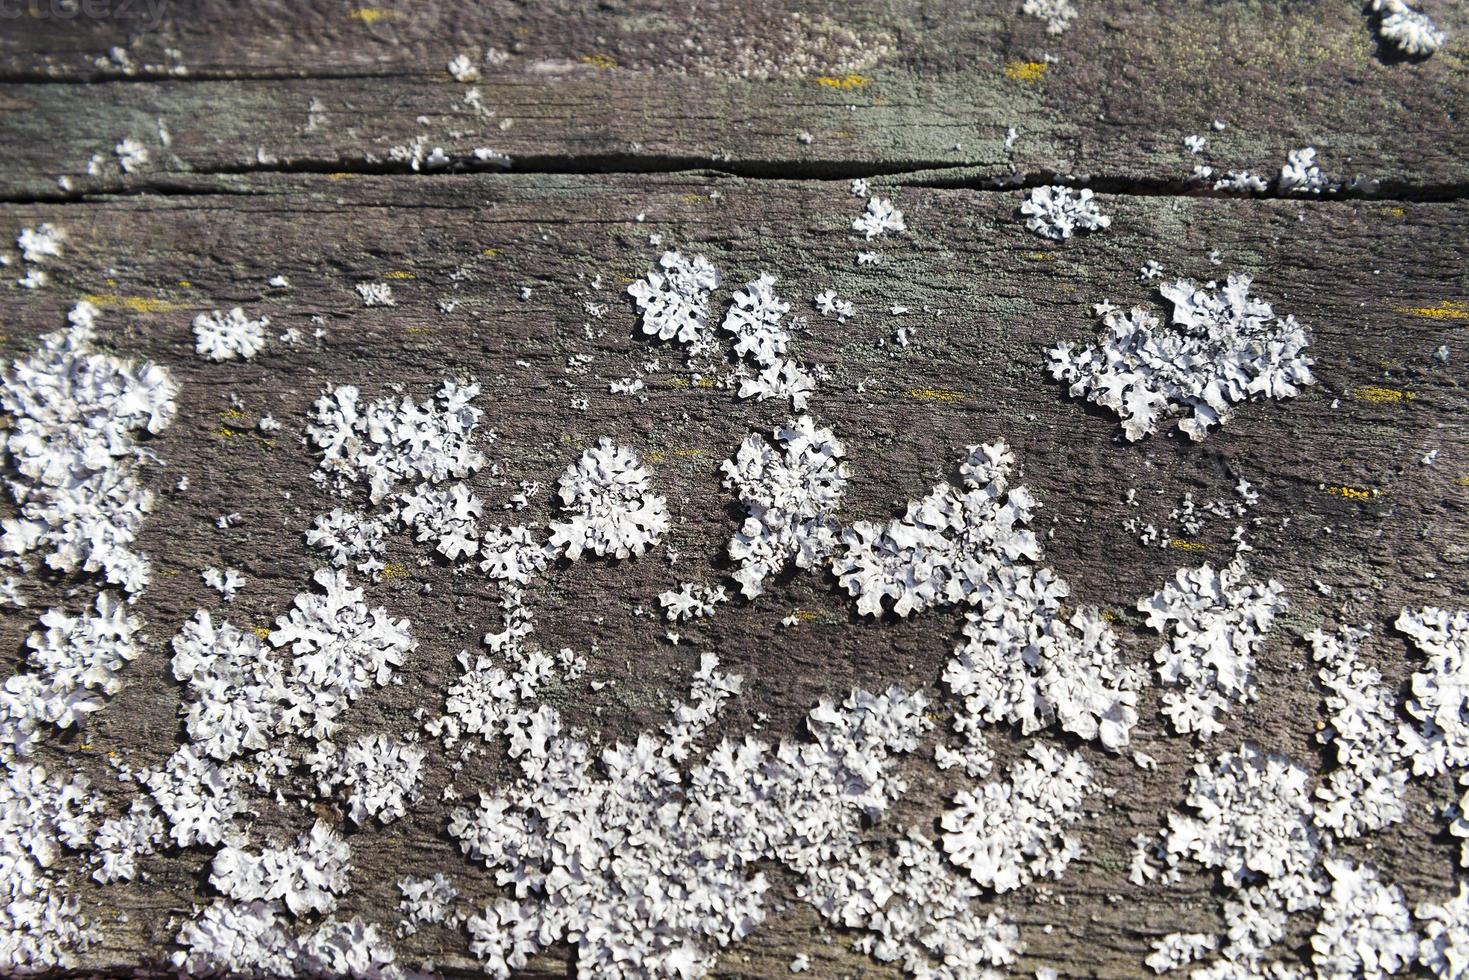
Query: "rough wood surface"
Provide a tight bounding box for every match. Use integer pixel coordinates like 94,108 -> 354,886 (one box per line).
1,169 -> 1465,976
0,1 -> 1466,199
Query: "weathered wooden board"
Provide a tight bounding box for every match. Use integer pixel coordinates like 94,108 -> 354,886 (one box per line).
0,1 -> 1465,199
1,172 -> 1465,976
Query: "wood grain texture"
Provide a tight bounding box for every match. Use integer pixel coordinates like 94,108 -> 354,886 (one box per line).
0,1 -> 1466,198
0,172 -> 1464,976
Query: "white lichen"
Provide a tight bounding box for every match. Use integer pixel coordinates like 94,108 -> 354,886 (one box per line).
142,744 -> 249,848
0,593 -> 142,760
1213,171 -> 1269,194
210,820 -> 352,917
946,574 -> 1141,751
802,831 -> 1020,975
448,654 -> 929,979
313,734 -> 425,826
307,380 -> 486,503
658,582 -> 729,621
1,301 -> 176,594
355,282 -> 396,307
835,441 -> 1140,751
16,224 -> 64,264
1146,932 -> 1217,974
0,762 -> 100,969
447,53 -> 480,81
171,611 -> 287,761
835,442 -> 1039,619
1417,882 -> 1469,979
305,508 -> 389,580
1372,0 -> 1447,56
1166,743 -> 1320,893
1396,606 -> 1469,778
399,481 -> 484,562
721,274 -> 817,409
852,196 -> 906,239
115,137 -> 149,173
193,308 -> 270,362
202,566 -> 245,601
940,743 -> 1094,893
89,799 -> 162,883
1279,147 -> 1334,195
628,250 -> 721,358
1310,624 -> 1409,838
813,289 -> 855,322
722,417 -> 847,599
1140,561 -> 1286,740
1048,274 -> 1315,441
1311,859 -> 1416,980
398,873 -> 460,936
268,568 -> 416,741
1021,186 -> 1111,240
548,438 -> 668,560
1023,0 -> 1078,33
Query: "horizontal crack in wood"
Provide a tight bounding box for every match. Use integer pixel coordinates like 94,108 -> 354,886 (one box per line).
3,157 -> 1466,206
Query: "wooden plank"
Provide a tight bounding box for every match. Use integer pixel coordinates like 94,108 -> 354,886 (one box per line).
0,1 -> 1465,197
0,172 -> 1464,976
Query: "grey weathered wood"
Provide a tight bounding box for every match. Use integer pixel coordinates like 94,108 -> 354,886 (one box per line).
0,172 -> 1464,977
0,1 -> 1466,199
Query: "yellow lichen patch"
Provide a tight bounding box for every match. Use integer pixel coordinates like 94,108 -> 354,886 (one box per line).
665,377 -> 691,390
404,326 -> 434,334
1458,475 -> 1469,488
679,193 -> 703,204
1004,61 -> 1048,82
177,280 -> 193,288
328,172 -> 358,180
1383,206 -> 1406,218
221,408 -> 249,422
211,426 -> 242,440
645,450 -> 665,463
482,248 -> 501,258
82,294 -> 189,314
384,270 -> 416,280
1326,485 -> 1375,501
380,563 -> 410,579
252,626 -> 272,640
694,376 -> 716,388
348,8 -> 395,23
908,387 -> 966,403
1395,300 -> 1469,320
814,74 -> 869,90
1354,385 -> 1415,404
670,448 -> 703,458
1024,251 -> 1057,261
580,53 -> 618,70
795,609 -> 821,622
1169,540 -> 1207,552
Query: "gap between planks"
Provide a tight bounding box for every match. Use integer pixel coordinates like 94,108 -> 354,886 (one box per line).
4,158 -> 1469,207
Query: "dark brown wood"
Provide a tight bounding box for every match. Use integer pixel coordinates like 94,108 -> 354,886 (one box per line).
0,1 -> 1465,199
0,171 -> 1464,976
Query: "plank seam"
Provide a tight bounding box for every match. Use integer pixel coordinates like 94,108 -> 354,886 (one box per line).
4,159 -> 1467,205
